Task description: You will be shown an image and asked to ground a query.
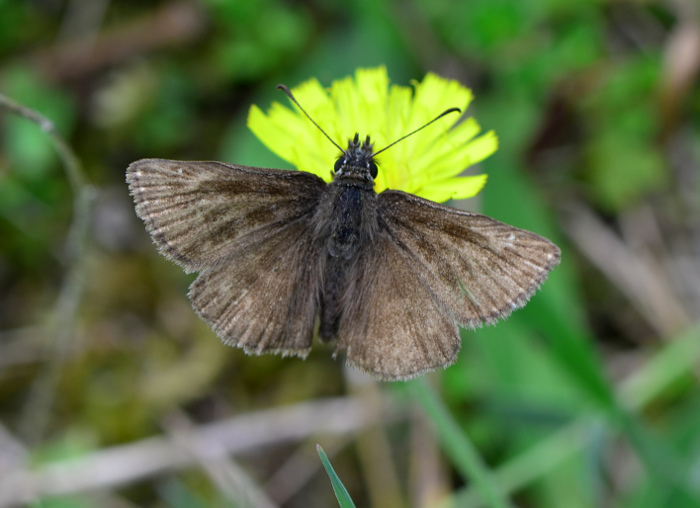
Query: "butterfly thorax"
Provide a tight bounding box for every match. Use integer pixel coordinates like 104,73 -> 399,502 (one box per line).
316,134 -> 381,257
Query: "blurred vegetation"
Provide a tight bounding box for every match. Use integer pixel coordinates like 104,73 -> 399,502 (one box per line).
1,0 -> 700,507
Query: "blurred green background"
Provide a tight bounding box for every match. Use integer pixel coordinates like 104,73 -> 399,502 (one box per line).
1,0 -> 700,507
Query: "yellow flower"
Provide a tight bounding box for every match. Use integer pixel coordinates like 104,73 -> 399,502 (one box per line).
247,67 -> 497,202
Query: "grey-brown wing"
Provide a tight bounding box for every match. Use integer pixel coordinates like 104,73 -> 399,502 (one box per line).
126,159 -> 326,272
336,231 -> 461,381
378,190 -> 561,329
188,218 -> 320,357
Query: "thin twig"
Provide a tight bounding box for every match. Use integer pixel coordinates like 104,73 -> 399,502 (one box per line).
563,202 -> 691,336
0,93 -> 96,444
345,367 -> 405,508
265,436 -> 352,505
0,397 -> 403,506
412,378 -> 516,508
0,94 -> 85,192
30,1 -> 207,82
164,411 -> 279,508
0,422 -> 27,480
409,406 -> 450,507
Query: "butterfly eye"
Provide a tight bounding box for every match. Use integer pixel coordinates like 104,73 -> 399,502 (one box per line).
334,158 -> 344,174
369,161 -> 378,179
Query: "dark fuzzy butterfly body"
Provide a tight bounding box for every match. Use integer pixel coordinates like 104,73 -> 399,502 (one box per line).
315,135 -> 379,340
127,133 -> 560,381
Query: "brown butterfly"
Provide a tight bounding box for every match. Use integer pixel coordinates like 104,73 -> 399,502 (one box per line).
126,86 -> 560,381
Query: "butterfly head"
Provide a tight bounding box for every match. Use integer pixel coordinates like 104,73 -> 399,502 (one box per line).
333,133 -> 379,184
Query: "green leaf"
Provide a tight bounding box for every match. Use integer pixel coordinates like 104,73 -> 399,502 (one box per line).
317,444 -> 357,508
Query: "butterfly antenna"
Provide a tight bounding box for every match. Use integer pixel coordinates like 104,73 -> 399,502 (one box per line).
371,107 -> 461,157
277,84 -> 345,153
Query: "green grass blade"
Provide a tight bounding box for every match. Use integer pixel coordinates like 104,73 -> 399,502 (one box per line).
410,379 -> 516,508
440,419 -> 599,508
441,324 -> 700,507
317,444 -> 357,508
620,324 -> 700,408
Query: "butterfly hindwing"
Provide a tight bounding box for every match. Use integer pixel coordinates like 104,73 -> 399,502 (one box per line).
126,159 -> 326,272
334,190 -> 560,380
377,190 -> 561,329
336,231 -> 461,381
188,218 -> 320,357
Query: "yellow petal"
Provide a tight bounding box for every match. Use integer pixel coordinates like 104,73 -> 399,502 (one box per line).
418,174 -> 488,202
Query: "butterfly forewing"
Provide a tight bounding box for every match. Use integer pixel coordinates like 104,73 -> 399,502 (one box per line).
189,218 -> 320,357
378,190 -> 561,328
126,159 -> 326,272
127,158 -> 326,357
